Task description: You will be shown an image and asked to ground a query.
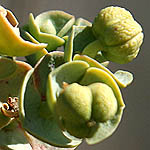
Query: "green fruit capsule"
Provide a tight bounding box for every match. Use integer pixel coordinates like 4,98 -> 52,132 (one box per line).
88,83 -> 118,122
83,6 -> 144,64
62,120 -> 91,138
56,83 -> 93,124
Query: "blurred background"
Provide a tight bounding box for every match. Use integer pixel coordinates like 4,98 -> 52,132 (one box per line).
1,0 -> 149,150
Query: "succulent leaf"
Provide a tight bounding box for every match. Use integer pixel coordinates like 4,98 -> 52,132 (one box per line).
0,106 -> 11,130
35,11 -> 75,37
24,131 -> 77,150
20,26 -> 48,66
0,58 -> 31,129
28,10 -> 76,51
0,6 -> 47,57
0,58 -> 32,102
33,52 -> 64,101
64,26 -> 75,62
114,70 -> 133,87
0,120 -> 28,148
64,25 -> 96,61
0,57 -> 16,79
19,60 -> 82,148
47,61 -> 90,113
73,54 -> 133,88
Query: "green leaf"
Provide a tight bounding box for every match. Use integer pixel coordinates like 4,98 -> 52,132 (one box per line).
0,120 -> 29,148
73,54 -> 133,88
57,17 -> 75,37
0,6 -> 47,57
28,10 -> 76,51
114,70 -> 133,87
64,26 -> 75,62
75,18 -> 92,26
86,109 -> 123,144
0,57 -> 16,79
0,58 -> 32,102
19,63 -> 82,148
20,26 -> 48,66
47,60 -> 90,113
25,131 -> 76,150
35,10 -> 75,37
64,25 -> 96,62
28,13 -> 65,51
32,52 -> 64,101
79,67 -> 125,107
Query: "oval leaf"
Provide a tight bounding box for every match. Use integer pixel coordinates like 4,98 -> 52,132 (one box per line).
0,58 -> 32,102
0,6 -> 47,57
114,70 -> 133,87
19,66 -> 82,148
47,61 -> 90,112
73,54 -> 133,88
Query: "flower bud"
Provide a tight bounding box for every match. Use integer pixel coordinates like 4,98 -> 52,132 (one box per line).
62,120 -> 91,138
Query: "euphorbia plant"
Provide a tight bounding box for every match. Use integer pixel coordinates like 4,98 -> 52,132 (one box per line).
0,5 -> 144,150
